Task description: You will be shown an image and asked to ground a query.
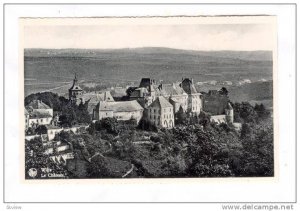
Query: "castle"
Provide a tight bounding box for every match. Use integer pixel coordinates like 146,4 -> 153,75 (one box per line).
67,75 -> 234,128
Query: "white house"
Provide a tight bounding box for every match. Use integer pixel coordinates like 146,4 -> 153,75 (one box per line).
26,100 -> 53,128
93,100 -> 144,124
147,96 -> 174,128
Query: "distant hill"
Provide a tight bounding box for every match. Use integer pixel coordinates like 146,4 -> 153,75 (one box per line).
25,47 -> 273,61
228,81 -> 273,108
24,47 -> 273,100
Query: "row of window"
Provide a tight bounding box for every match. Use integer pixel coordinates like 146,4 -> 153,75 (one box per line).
150,113 -> 173,120
149,108 -> 172,113
29,118 -> 51,124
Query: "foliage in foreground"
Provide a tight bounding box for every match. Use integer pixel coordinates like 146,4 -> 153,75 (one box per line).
25,101 -> 273,178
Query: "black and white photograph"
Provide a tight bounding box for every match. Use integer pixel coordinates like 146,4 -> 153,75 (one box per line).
22,16 -> 276,180
2,1 -> 298,207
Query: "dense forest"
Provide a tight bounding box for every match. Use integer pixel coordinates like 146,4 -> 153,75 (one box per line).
25,92 -> 273,178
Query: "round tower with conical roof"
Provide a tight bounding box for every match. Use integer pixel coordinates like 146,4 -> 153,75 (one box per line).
225,102 -> 234,123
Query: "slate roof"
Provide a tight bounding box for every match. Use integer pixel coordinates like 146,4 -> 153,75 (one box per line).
181,78 -> 198,94
157,83 -> 187,96
96,100 -> 143,113
26,100 -> 51,110
69,75 -> 83,91
83,91 -> 114,113
69,85 -> 83,91
149,96 -> 173,108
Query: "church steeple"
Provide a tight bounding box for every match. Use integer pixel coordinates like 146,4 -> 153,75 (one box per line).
69,73 -> 83,103
72,73 -> 78,87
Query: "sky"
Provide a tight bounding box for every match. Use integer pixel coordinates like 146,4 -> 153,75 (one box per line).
24,23 -> 275,51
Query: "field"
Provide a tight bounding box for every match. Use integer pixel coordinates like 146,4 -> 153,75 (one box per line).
24,47 -> 273,106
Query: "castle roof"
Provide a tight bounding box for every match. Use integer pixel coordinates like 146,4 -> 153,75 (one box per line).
83,91 -> 114,113
69,74 -> 83,91
96,100 -> 143,113
139,78 -> 155,92
181,78 -> 198,94
157,83 -> 187,96
149,96 -> 173,108
26,100 -> 51,110
169,97 -> 180,104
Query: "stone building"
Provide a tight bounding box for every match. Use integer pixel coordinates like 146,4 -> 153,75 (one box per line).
68,74 -> 83,103
129,78 -> 156,108
81,91 -> 114,115
93,100 -> 144,124
180,78 -> 202,114
25,100 -> 53,128
156,83 -> 188,112
147,96 -> 174,128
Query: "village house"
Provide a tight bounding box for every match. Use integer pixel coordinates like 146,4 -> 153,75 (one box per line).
47,140 -> 74,164
147,96 -> 174,128
25,100 -> 53,128
93,100 -> 144,124
45,125 -> 63,141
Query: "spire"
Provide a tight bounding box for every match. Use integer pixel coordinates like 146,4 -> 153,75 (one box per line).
74,73 -> 78,83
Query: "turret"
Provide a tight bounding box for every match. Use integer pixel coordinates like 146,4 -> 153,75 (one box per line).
225,102 -> 234,123
69,73 -> 83,103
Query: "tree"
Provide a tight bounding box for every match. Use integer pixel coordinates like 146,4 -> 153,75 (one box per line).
239,122 -> 274,176
35,125 -> 47,135
219,87 -> 229,96
254,103 -> 270,120
175,106 -> 187,125
86,156 -> 111,178
198,111 -> 210,127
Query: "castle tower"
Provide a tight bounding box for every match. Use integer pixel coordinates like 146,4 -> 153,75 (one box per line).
69,73 -> 83,103
225,102 -> 234,124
